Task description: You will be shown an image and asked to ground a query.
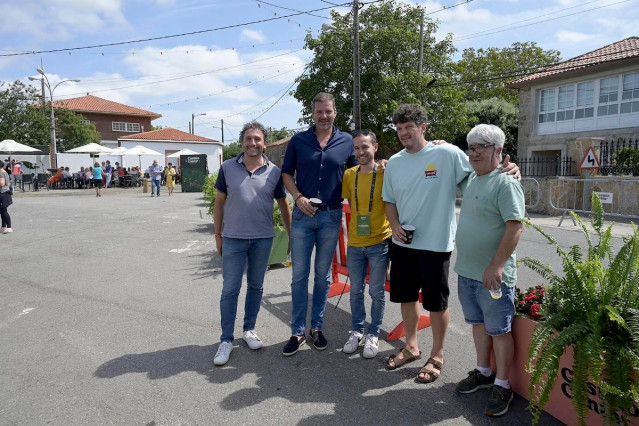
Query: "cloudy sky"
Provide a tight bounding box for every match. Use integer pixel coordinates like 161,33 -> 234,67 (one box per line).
0,0 -> 635,143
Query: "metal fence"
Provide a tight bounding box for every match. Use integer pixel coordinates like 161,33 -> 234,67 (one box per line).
549,177 -> 639,225
520,156 -> 574,177
599,138 -> 639,176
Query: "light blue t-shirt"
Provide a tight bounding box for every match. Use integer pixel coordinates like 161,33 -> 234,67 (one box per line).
454,169 -> 526,287
382,143 -> 472,252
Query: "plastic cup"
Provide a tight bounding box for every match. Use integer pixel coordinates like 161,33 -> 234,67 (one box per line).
490,286 -> 502,299
309,198 -> 322,208
401,224 -> 416,244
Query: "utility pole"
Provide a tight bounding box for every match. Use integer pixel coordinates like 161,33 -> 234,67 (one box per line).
418,8 -> 424,73
221,119 -> 225,144
353,1 -> 361,131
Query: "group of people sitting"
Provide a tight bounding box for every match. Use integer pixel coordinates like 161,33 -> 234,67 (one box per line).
46,161 -> 144,189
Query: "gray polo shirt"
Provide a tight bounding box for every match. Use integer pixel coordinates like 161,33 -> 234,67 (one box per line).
215,153 -> 286,239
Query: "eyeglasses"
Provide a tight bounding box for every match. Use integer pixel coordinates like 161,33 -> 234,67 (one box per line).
352,129 -> 373,137
466,144 -> 494,155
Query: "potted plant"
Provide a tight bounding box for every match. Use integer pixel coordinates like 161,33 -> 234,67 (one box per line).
267,200 -> 291,265
519,193 -> 639,425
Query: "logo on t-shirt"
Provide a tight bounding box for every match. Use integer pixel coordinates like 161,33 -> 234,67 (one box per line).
424,163 -> 438,178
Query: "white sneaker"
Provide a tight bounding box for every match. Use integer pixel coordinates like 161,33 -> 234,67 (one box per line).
2,228 -> 12,234
362,334 -> 379,359
243,330 -> 263,350
0,227 -> 5,233
342,331 -> 363,354
214,341 -> 233,366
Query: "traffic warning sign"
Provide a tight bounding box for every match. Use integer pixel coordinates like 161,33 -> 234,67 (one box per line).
579,147 -> 601,171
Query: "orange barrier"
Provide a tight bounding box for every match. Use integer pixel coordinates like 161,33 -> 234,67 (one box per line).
330,201 -> 431,341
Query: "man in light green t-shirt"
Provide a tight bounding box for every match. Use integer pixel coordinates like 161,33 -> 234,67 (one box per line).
341,131 -> 392,359
454,124 -> 525,418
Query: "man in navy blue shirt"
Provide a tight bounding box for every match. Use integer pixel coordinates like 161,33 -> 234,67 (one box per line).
281,92 -> 358,356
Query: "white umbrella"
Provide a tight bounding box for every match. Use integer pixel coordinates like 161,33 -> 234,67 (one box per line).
123,145 -> 163,168
109,146 -> 129,155
167,148 -> 200,158
65,143 -> 113,155
0,139 -> 42,161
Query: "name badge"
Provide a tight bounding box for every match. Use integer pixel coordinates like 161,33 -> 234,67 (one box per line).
356,214 -> 371,236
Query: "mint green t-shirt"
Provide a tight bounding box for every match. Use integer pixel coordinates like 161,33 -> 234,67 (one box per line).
454,169 -> 525,287
382,143 -> 472,252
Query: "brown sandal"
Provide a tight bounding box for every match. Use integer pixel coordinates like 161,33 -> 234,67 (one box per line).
415,357 -> 444,383
386,348 -> 422,370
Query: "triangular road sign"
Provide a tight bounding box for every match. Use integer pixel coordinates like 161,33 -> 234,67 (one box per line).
579,147 -> 601,170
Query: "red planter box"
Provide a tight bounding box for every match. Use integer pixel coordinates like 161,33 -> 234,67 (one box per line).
491,317 -> 639,425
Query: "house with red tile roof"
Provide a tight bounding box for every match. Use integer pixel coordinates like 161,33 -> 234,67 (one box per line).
118,127 -> 222,174
508,37 -> 639,172
52,94 -> 161,146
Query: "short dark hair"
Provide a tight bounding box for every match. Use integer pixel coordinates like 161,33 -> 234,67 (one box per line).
352,129 -> 378,144
312,92 -> 336,112
239,121 -> 267,143
0,160 -> 4,168
392,104 -> 428,126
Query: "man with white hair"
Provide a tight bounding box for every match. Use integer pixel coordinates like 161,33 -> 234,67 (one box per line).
454,124 -> 525,417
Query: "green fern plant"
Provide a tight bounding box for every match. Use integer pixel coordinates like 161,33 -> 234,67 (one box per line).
202,172 -> 218,218
520,193 -> 639,425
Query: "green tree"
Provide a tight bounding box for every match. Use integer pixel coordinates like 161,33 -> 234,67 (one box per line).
0,80 -> 49,145
452,98 -> 519,161
266,126 -> 295,143
294,0 -> 466,159
456,42 -> 561,105
55,109 -> 101,152
222,142 -> 242,161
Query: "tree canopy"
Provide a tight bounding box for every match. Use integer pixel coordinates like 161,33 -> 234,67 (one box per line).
0,81 -> 49,146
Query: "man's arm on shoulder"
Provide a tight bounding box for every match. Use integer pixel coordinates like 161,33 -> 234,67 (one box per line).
482,220 -> 524,290
500,154 -> 521,180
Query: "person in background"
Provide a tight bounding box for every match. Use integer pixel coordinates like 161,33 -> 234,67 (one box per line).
93,162 -> 103,197
454,124 -> 525,417
0,160 -> 13,234
104,160 -> 113,188
165,162 -> 176,196
13,161 -> 24,192
148,160 -> 163,197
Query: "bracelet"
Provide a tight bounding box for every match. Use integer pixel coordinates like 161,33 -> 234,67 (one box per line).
293,193 -> 302,202
214,232 -> 222,237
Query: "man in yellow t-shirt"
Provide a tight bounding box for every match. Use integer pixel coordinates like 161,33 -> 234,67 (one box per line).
341,130 -> 392,359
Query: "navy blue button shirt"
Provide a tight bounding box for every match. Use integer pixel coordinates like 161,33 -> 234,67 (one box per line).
281,126 -> 357,206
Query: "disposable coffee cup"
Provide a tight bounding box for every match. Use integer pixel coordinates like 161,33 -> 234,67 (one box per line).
309,198 -> 322,208
401,224 -> 416,244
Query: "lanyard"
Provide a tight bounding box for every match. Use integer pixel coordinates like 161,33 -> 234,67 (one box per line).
354,164 -> 377,213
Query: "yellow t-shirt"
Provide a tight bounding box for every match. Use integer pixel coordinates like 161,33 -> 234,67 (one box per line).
341,165 -> 392,247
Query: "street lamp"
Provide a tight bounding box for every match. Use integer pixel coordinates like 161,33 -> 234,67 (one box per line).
36,67 -> 80,169
191,112 -> 206,134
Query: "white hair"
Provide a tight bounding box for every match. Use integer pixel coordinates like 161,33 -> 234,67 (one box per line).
466,124 -> 505,149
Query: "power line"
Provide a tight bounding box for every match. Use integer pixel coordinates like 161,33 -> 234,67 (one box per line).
256,0 -> 330,19
0,4 -> 349,57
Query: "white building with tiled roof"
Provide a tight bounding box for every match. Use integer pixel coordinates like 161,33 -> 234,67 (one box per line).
508,37 -> 639,168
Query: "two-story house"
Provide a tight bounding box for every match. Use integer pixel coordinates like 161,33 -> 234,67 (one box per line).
509,37 -> 639,169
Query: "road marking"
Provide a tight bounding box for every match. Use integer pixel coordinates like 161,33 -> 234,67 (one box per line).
19,308 -> 35,317
170,240 -> 212,253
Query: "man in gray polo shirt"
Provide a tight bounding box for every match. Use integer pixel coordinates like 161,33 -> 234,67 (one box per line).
212,121 -> 292,366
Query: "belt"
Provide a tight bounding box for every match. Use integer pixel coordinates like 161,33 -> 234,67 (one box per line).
317,203 -> 343,211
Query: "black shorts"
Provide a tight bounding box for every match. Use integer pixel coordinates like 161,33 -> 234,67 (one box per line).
94,179 -> 103,188
388,241 -> 451,312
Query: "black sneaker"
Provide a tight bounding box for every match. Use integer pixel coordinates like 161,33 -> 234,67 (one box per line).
282,335 -> 306,357
456,369 -> 495,394
309,329 -> 328,351
485,385 -> 514,417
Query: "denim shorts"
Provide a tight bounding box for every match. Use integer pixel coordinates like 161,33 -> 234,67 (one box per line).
457,275 -> 515,336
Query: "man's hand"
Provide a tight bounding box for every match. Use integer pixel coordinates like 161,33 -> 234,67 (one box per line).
501,154 -> 521,181
295,196 -> 318,217
430,139 -> 447,145
377,159 -> 388,171
391,224 -> 408,244
482,263 -> 503,291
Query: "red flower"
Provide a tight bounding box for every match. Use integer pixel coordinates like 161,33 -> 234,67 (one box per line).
530,304 -> 542,319
525,293 -> 538,302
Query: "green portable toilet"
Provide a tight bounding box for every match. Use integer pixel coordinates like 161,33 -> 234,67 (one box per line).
180,154 -> 208,192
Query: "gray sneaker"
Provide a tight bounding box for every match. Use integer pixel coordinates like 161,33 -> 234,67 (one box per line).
362,334 -> 379,359
456,369 -> 495,394
485,385 -> 514,417
343,331 -> 363,354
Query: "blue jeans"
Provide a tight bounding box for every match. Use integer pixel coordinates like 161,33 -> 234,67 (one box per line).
151,179 -> 160,195
220,236 -> 273,342
347,240 -> 389,336
290,207 -> 342,335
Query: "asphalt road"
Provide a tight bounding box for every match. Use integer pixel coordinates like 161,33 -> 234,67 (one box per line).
2,187 -> 633,425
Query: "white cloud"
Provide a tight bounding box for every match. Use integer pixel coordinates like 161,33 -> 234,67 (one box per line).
555,30 -> 594,43
241,29 -> 267,44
